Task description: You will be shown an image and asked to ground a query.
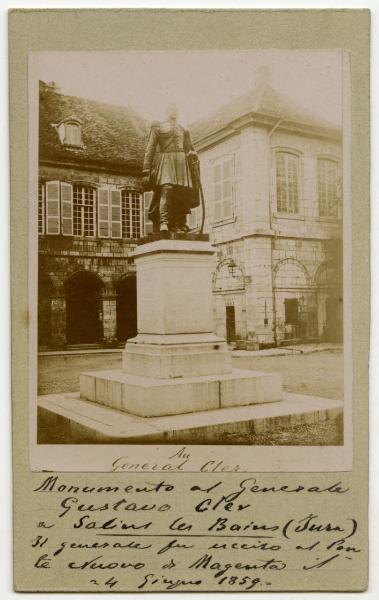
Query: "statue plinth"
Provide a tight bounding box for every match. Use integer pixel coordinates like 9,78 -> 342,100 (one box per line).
80,239 -> 282,418
123,239 -> 230,378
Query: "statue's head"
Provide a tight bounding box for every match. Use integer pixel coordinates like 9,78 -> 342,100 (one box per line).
165,103 -> 179,120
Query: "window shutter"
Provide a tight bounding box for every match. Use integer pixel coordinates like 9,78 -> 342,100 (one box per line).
143,191 -> 154,235
98,188 -> 110,238
110,189 -> 122,239
60,182 -> 73,235
212,156 -> 234,222
45,181 -> 60,235
65,123 -> 81,146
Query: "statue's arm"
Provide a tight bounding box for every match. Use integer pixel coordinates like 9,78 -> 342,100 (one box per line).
143,125 -> 159,174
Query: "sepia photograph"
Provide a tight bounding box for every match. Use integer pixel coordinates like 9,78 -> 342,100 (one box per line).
9,7 -> 371,593
33,50 -> 348,456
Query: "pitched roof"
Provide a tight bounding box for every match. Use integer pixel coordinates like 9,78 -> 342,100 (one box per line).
191,82 -> 341,142
39,82 -> 150,172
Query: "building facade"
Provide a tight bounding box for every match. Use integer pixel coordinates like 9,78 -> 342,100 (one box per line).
38,81 -> 149,349
38,80 -> 343,351
190,83 -> 343,348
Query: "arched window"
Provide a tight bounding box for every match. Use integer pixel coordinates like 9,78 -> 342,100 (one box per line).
275,151 -> 300,214
317,158 -> 339,218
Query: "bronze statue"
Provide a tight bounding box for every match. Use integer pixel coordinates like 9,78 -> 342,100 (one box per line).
142,103 -> 200,233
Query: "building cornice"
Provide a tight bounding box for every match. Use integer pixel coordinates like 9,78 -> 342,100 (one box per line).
193,112 -> 341,152
39,158 -> 142,177
211,229 -> 342,245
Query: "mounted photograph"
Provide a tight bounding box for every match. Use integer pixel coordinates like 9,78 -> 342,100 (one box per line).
30,50 -> 350,467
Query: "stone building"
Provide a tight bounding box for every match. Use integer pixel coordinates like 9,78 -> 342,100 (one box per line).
38,79 -> 343,351
190,82 -> 343,348
38,81 -> 149,349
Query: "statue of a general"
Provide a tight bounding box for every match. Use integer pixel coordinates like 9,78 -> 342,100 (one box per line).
142,103 -> 200,233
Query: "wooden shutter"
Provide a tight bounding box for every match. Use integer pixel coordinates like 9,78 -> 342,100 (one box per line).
222,158 -> 233,219
98,188 -> 110,238
111,189 -> 122,238
143,191 -> 154,235
60,182 -> 73,235
45,181 -> 60,234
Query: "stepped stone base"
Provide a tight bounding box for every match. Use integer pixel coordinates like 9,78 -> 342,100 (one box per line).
123,333 -> 231,378
37,392 -> 343,445
80,368 -> 282,418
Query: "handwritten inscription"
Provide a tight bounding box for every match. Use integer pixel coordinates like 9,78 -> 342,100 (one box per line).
29,467 -> 360,592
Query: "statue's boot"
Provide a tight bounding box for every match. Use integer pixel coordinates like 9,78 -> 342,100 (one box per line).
175,210 -> 190,233
159,184 -> 172,231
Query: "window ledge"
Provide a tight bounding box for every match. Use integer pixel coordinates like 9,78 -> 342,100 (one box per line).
316,216 -> 340,223
212,216 -> 236,228
62,142 -> 85,149
273,212 -> 305,221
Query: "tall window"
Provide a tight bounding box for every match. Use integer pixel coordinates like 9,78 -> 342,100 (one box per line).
276,151 -> 300,213
73,185 -> 96,236
213,156 -> 233,222
38,182 -> 45,234
318,158 -> 338,218
121,190 -> 143,239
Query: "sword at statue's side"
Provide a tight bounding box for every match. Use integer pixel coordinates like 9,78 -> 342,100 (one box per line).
189,155 -> 206,234
198,177 -> 206,234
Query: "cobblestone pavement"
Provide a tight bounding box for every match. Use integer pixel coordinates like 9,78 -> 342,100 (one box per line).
38,348 -> 343,400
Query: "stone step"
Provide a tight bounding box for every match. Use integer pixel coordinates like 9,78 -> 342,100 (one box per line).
37,392 -> 343,445
79,368 -> 282,417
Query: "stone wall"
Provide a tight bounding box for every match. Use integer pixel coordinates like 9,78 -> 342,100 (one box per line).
38,124 -> 343,350
197,124 -> 343,347
39,164 -> 141,190
38,160 -> 142,349
39,236 -> 137,348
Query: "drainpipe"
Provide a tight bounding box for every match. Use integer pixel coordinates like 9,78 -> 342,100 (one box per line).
267,119 -> 282,346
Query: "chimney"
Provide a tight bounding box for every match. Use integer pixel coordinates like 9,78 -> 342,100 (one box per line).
39,80 -> 61,93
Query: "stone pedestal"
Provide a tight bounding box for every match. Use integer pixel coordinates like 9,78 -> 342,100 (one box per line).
80,238 -> 282,418
123,239 -> 231,378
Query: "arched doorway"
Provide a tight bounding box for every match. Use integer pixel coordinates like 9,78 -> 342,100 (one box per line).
65,272 -> 104,345
116,275 -> 137,342
273,259 -> 313,342
38,273 -> 54,348
212,259 -> 246,345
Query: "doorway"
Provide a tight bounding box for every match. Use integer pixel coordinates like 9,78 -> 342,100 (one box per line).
65,272 -> 103,345
323,296 -> 343,342
116,275 -> 137,342
38,274 -> 53,348
225,305 -> 236,343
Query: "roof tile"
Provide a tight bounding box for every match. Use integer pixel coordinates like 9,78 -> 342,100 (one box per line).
39,82 -> 149,171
